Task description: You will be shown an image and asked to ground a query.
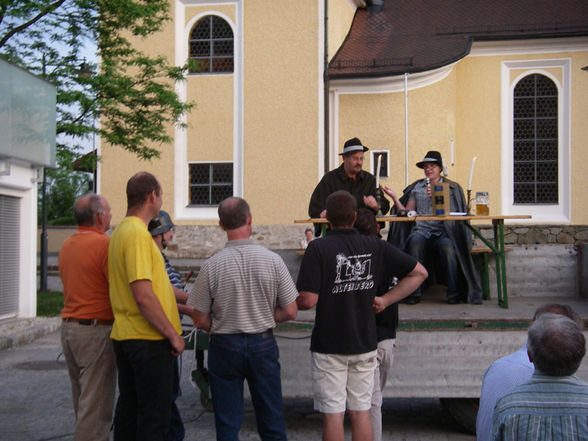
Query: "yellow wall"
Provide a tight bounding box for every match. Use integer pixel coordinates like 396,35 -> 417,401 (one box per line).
241,0 -> 320,224
328,0 -> 357,61
100,1 -> 588,229
336,49 -> 588,223
338,70 -> 458,195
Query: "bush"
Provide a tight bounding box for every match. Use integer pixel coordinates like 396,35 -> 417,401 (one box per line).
48,217 -> 76,226
37,291 -> 63,317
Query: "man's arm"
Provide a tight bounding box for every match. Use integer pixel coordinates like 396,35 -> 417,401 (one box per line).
274,301 -> 298,322
297,291 -> 319,310
130,280 -> 185,356
373,262 -> 428,312
192,309 -> 212,331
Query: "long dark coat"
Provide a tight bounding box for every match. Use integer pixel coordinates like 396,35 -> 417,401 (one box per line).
386,178 -> 483,304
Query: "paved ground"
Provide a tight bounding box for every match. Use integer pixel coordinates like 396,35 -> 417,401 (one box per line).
0,327 -> 475,441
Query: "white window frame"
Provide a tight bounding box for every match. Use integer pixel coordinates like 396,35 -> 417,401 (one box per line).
174,1 -> 243,221
501,59 -> 571,223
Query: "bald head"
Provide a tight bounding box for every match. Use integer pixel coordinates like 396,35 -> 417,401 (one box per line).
73,194 -> 111,232
218,197 -> 250,231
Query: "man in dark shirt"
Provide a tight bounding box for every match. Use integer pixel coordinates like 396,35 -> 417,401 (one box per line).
308,138 -> 390,232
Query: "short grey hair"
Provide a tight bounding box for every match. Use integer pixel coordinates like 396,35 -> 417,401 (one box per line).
73,194 -> 104,227
528,313 -> 586,377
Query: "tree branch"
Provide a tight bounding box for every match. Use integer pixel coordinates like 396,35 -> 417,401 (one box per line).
0,0 -> 67,48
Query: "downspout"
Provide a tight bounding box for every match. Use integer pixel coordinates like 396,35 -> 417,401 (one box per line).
404,72 -> 409,187
323,0 -> 330,174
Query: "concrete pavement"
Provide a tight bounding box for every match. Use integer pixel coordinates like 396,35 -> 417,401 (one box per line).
0,325 -> 475,441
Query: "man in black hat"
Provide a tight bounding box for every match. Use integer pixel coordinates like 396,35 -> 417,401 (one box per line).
308,137 -> 389,228
382,151 -> 482,305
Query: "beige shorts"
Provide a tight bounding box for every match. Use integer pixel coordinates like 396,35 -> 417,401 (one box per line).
311,350 -> 377,413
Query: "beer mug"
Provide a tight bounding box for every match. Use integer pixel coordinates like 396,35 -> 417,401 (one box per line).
475,192 -> 489,215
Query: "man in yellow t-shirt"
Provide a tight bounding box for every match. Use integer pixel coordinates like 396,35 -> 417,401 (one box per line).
108,172 -> 184,441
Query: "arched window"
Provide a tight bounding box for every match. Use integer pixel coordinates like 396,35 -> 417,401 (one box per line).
189,15 -> 233,74
512,74 -> 558,204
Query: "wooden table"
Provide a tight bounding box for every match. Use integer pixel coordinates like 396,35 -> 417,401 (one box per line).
295,214 -> 531,308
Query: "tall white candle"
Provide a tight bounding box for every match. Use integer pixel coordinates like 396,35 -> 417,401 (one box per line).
375,154 -> 382,189
468,156 -> 477,191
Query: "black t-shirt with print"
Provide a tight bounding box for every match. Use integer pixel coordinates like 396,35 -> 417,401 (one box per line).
297,228 -> 417,355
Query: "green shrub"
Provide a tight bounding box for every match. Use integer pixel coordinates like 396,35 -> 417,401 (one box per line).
37,291 -> 64,317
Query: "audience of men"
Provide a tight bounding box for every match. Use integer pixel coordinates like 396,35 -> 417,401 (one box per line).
308,137 -> 389,234
188,197 -> 298,441
353,208 -> 400,441
108,172 -> 184,441
297,190 -> 427,441
491,313 -> 588,440
59,194 -> 116,441
382,150 -> 482,304
477,303 -> 585,441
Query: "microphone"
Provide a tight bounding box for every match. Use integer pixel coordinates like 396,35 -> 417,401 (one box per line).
425,177 -> 430,188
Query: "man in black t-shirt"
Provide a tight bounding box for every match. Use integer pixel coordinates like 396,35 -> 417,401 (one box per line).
297,191 -> 427,441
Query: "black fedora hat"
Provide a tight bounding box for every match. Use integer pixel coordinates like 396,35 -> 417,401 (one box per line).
416,151 -> 443,169
339,137 -> 369,156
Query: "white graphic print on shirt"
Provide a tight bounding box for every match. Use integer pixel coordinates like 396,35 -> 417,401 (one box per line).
332,253 -> 374,293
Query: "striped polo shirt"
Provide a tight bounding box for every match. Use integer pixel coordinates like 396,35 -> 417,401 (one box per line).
492,373 -> 588,441
188,239 -> 298,334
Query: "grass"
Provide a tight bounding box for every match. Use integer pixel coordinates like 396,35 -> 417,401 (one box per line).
37,291 -> 63,317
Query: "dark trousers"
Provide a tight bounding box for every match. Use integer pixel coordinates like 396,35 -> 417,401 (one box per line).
208,332 -> 287,441
406,231 -> 460,300
113,339 -> 175,441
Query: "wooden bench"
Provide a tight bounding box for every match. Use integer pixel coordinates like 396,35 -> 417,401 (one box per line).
471,246 -> 513,300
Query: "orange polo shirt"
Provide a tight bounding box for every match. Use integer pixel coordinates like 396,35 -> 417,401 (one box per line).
59,226 -> 113,320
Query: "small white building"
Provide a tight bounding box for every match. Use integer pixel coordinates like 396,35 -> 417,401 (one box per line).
0,58 -> 56,319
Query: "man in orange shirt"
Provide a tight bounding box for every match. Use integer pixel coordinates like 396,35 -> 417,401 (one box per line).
59,193 -> 116,441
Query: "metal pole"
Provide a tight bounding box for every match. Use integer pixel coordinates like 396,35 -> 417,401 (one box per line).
40,167 -> 48,292
323,0 -> 330,175
404,72 -> 409,187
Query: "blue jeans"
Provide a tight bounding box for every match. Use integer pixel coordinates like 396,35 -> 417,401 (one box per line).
406,231 -> 460,300
208,332 -> 287,441
112,339 -> 175,441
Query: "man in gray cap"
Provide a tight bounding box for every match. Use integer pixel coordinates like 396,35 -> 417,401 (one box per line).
382,150 -> 481,304
308,137 -> 389,226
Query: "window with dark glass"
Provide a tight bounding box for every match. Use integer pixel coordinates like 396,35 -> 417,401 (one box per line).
189,16 -> 234,74
513,74 -> 558,204
189,163 -> 233,206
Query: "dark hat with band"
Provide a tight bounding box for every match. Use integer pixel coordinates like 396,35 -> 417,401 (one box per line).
416,150 -> 443,168
339,137 -> 369,155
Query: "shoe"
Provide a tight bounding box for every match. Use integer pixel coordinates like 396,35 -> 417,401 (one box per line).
403,296 -> 421,305
446,297 -> 460,304
470,298 -> 483,305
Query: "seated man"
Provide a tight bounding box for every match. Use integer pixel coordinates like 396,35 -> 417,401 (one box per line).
492,313 -> 588,441
308,137 -> 389,235
477,303 -> 584,441
381,150 -> 482,304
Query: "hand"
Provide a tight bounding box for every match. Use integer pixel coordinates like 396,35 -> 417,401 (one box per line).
319,209 -> 327,218
170,333 -> 185,357
426,185 -> 432,197
373,296 -> 387,314
363,195 -> 377,211
380,185 -> 396,199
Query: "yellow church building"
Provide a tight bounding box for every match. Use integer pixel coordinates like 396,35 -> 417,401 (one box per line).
99,0 -> 588,265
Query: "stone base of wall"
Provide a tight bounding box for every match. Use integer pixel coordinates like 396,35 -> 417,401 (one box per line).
165,223 -> 588,258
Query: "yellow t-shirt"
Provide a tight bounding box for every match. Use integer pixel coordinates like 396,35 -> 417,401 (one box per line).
108,216 -> 181,341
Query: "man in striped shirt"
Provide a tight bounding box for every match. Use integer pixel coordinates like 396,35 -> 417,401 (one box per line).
188,197 -> 298,441
492,313 -> 588,441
